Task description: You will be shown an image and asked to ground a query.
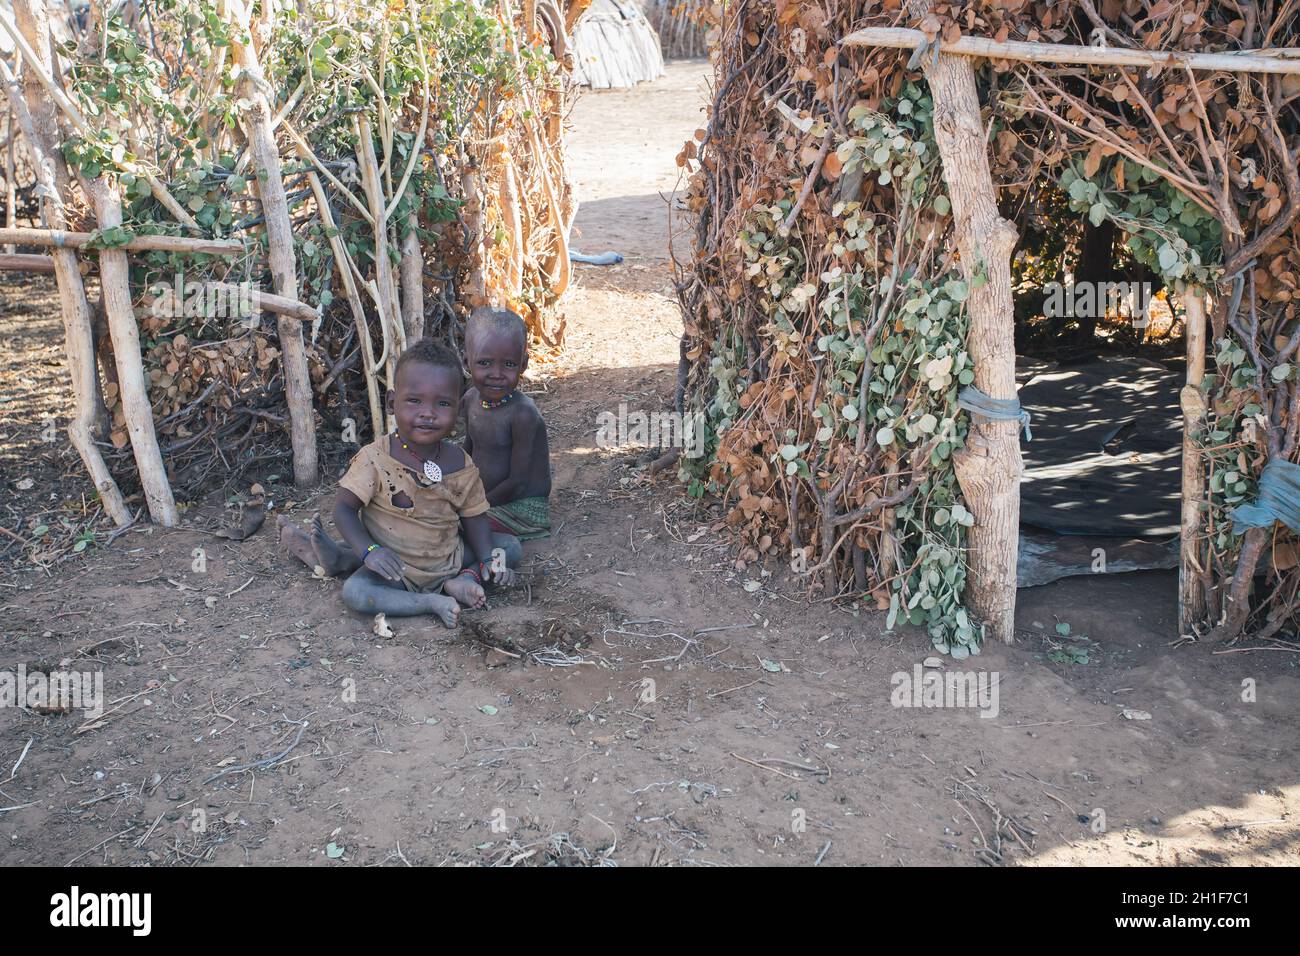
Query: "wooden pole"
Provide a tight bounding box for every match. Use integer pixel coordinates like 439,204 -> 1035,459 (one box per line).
4,101 -> 15,253
307,169 -> 382,438
1179,291 -> 1209,632
87,177 -> 180,525
840,27 -> 1300,75
399,211 -> 424,341
0,252 -> 54,273
460,163 -> 487,304
7,0 -> 129,526
225,0 -> 318,487
907,1 -> 1022,644
0,226 -> 243,255
357,113 -> 405,355
498,154 -> 525,299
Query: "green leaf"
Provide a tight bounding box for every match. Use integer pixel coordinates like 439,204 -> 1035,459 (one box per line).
1158,243 -> 1179,272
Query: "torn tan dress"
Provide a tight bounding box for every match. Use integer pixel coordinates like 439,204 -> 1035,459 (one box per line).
338,438 -> 491,593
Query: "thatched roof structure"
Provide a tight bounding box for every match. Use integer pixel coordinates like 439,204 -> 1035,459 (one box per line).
571,0 -> 665,88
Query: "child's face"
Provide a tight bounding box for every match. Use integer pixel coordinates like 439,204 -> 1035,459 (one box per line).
387,362 -> 460,446
468,329 -> 526,401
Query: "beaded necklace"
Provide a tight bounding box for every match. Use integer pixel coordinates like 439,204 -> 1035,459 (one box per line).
480,389 -> 516,410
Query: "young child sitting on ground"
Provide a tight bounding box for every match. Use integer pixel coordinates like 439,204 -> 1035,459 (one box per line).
280,340 -> 519,628
462,306 -> 552,541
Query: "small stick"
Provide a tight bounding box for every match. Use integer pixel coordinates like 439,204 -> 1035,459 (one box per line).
708,678 -> 765,699
1042,790 -> 1077,817
955,799 -> 989,851
1212,645 -> 1300,654
0,525 -> 28,545
65,825 -> 137,866
134,811 -> 165,848
1222,818 -> 1287,830
814,840 -> 832,865
752,757 -> 830,776
225,576 -> 255,598
203,720 -> 310,784
7,738 -> 32,781
731,753 -> 799,780
780,129 -> 834,233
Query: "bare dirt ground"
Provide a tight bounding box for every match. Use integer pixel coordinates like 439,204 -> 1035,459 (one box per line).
2,59 -> 1300,867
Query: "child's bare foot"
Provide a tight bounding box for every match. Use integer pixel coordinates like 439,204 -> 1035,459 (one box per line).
442,573 -> 486,610
426,592 -> 461,628
278,516 -> 319,569
311,514 -> 360,576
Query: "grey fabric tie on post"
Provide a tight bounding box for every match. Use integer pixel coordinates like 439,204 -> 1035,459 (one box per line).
1230,459 -> 1300,534
957,385 -> 1032,441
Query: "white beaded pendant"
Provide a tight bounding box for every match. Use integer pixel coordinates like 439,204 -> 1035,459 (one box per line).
423,459 -> 443,484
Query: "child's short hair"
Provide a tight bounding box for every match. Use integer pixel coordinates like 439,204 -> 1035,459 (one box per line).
394,339 -> 463,390
466,306 -> 528,358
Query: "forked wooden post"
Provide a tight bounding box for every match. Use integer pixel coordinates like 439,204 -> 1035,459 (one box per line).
87,176 -> 181,525
884,3 -> 1024,644
1179,291 -> 1209,632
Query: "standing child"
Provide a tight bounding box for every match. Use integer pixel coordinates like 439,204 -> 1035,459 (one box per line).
463,306 -> 552,541
280,340 -> 519,628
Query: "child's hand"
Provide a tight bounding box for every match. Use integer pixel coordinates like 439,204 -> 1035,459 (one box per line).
363,546 -> 404,582
484,565 -> 519,588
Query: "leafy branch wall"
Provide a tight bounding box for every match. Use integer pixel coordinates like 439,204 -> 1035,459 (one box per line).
675,0 -> 1300,647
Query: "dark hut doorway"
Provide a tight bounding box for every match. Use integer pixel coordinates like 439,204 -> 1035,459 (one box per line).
1011,207 -> 1189,588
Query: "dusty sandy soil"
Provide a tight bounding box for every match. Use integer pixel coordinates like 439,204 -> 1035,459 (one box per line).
2,60 -> 1300,867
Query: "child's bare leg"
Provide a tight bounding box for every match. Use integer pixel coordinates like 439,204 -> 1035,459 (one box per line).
311,515 -> 362,576
278,516 -> 320,569
341,567 -> 460,628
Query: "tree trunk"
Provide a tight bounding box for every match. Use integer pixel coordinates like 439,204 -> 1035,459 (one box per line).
1179,290 -> 1208,632
400,211 -> 424,342
913,11 -> 1023,644
226,0 -> 318,487
7,0 -> 129,525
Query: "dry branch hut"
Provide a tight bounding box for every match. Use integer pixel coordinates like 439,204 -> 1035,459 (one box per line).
0,0 -> 580,542
675,0 -> 1300,649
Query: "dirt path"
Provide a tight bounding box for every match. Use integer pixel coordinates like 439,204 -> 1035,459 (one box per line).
2,61 -> 1300,867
